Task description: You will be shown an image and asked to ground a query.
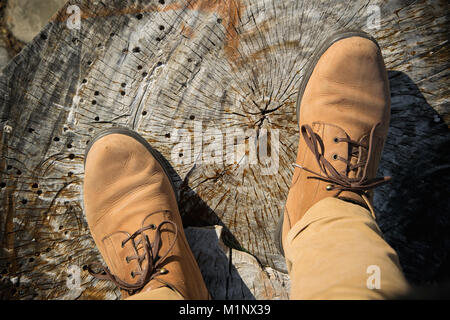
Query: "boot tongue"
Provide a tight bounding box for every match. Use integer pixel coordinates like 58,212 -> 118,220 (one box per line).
338,138 -> 369,208
346,135 -> 367,180
138,211 -> 180,295
311,123 -> 369,208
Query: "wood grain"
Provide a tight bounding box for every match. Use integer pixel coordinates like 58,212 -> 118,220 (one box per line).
0,0 -> 448,299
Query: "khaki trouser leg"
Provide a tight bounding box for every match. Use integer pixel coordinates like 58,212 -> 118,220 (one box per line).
285,197 -> 410,299
126,287 -> 185,300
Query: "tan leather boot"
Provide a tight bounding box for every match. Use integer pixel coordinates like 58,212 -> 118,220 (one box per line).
83,128 -> 210,299
276,31 -> 392,256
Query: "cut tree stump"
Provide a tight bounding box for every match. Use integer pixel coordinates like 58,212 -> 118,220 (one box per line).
0,0 -> 448,300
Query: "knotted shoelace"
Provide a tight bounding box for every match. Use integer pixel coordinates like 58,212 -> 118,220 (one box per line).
88,214 -> 178,294
294,123 -> 391,217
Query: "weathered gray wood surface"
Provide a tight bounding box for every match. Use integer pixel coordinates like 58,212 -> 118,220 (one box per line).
0,0 -> 448,299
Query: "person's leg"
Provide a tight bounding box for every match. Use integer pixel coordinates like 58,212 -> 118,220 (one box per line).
275,31 -> 410,299
83,128 -> 210,300
285,197 -> 409,299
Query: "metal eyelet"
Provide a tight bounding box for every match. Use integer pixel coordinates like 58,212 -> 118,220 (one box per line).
333,137 -> 339,143
326,184 -> 333,191
332,154 -> 338,160
130,271 -> 135,278
160,268 -> 168,275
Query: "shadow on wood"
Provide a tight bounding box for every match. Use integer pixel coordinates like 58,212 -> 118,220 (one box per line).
152,146 -> 289,299
376,70 -> 450,286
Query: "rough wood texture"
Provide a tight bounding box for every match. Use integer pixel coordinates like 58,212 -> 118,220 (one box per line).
185,226 -> 289,300
0,0 -> 448,299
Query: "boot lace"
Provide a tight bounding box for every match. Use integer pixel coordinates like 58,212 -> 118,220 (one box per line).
294,123 -> 391,217
88,211 -> 178,294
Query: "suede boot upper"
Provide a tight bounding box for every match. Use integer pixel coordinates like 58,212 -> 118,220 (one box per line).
282,36 -> 391,251
84,133 -> 209,299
